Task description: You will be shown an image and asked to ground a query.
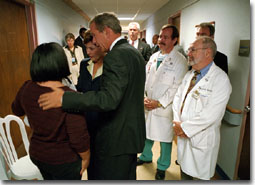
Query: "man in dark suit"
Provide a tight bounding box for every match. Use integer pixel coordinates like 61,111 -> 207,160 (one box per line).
151,34 -> 160,54
38,12 -> 146,180
74,27 -> 89,58
196,22 -> 228,74
128,22 -> 151,63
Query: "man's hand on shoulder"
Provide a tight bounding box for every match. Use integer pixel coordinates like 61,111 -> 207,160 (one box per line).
38,87 -> 64,110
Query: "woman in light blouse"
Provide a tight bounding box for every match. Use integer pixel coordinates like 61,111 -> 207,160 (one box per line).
63,33 -> 84,85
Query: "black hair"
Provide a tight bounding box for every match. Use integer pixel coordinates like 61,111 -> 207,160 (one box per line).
79,27 -> 87,35
30,42 -> 71,82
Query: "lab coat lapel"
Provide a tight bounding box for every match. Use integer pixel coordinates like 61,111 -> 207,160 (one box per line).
180,63 -> 216,111
150,53 -> 165,86
180,71 -> 195,106
191,63 -> 216,93
153,52 -> 171,84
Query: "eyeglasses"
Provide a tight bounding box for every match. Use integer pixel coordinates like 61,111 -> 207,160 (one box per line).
186,47 -> 208,53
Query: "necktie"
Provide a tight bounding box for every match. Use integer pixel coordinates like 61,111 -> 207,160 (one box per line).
132,41 -> 134,46
180,70 -> 200,114
156,53 -> 166,70
156,59 -> 163,69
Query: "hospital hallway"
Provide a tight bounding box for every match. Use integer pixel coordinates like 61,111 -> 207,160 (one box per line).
0,0 -> 250,181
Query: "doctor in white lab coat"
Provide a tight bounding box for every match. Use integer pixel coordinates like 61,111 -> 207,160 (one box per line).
137,24 -> 188,180
172,36 -> 232,180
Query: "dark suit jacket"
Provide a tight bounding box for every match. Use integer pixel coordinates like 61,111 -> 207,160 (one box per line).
76,58 -> 102,135
214,51 -> 228,74
63,39 -> 146,156
151,45 -> 160,54
74,36 -> 89,58
137,39 -> 151,62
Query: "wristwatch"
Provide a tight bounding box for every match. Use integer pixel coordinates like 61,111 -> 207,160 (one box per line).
157,102 -> 162,107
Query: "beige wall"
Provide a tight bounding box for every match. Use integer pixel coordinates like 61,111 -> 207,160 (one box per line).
34,0 -> 88,46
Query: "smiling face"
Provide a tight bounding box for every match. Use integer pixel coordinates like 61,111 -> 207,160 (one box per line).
89,22 -> 109,52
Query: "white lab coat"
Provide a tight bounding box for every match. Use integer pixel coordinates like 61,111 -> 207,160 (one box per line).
63,46 -> 84,85
172,63 -> 232,180
145,48 -> 188,142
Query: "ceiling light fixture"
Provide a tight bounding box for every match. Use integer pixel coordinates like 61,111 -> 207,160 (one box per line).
118,17 -> 134,20
118,8 -> 140,21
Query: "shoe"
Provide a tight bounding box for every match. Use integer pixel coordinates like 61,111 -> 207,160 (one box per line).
155,169 -> 165,180
136,158 -> 152,166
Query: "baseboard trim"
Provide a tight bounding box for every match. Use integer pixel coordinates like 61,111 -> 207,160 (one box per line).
216,164 -> 231,180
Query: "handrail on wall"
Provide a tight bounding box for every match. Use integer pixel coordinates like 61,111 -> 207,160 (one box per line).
226,105 -> 242,114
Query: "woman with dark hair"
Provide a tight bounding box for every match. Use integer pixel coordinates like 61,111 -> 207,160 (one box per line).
76,30 -> 105,180
12,42 -> 90,180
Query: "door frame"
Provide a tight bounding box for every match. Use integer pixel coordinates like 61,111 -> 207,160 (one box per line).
13,0 -> 38,54
233,71 -> 250,179
168,11 -> 181,44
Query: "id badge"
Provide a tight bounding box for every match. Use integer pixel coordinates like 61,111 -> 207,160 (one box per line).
192,90 -> 200,100
72,57 -> 77,65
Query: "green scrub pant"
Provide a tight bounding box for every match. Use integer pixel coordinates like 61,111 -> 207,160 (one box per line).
139,139 -> 172,171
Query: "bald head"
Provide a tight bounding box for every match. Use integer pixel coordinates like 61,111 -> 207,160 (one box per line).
187,36 -> 217,70
196,36 -> 217,58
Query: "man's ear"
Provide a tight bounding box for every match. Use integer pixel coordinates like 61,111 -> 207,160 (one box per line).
205,48 -> 212,58
104,26 -> 112,37
173,37 -> 178,45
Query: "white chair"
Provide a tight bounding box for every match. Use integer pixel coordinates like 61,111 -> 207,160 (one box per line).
0,115 -> 43,180
23,115 -> 30,127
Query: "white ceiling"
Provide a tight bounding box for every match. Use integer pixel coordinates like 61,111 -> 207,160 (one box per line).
72,0 -> 170,31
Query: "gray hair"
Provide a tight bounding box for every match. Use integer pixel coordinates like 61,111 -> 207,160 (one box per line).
128,22 -> 140,30
197,36 -> 217,58
89,12 -> 122,34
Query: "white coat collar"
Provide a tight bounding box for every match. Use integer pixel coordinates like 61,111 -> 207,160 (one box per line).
157,47 -> 178,68
189,62 -> 218,91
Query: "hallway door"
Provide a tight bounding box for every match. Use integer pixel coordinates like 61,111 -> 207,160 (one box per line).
235,75 -> 250,180
0,0 -> 33,157
0,0 -> 31,117
168,11 -> 181,44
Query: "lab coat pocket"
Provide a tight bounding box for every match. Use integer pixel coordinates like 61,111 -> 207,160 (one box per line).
154,104 -> 172,119
195,98 -> 203,113
190,129 -> 208,149
194,91 -> 211,114
159,71 -> 174,85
